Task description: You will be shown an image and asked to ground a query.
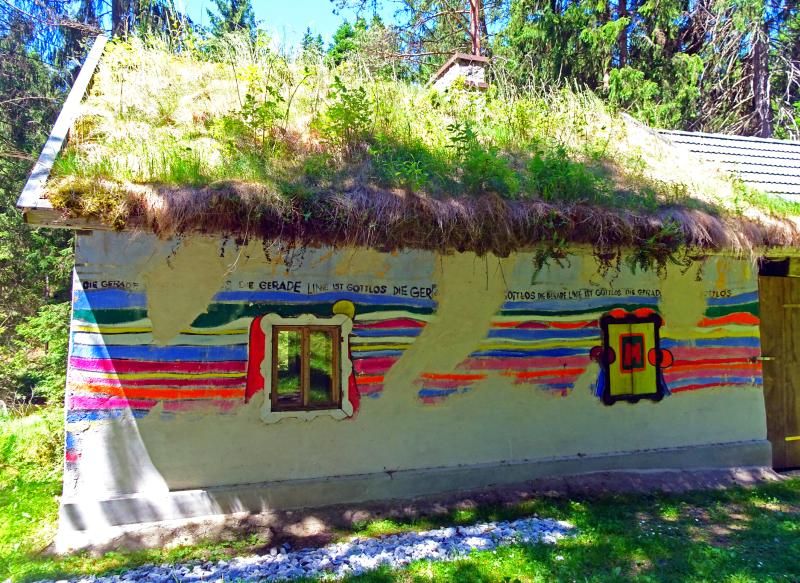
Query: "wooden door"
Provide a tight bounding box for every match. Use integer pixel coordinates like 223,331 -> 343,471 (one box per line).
759,276 -> 800,469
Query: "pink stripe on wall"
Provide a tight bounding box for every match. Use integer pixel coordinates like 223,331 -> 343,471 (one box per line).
162,399 -> 241,413
69,395 -> 158,409
353,357 -> 399,374
508,373 -> 584,385
419,379 -> 478,389
669,347 -> 760,361
462,356 -> 591,370
356,382 -> 384,395
664,367 -> 761,383
70,357 -> 247,374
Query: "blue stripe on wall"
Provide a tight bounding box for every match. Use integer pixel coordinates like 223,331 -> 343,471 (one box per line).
214,290 -> 436,308
74,289 -> 437,311
67,409 -> 151,422
70,343 -> 248,361
73,289 -> 147,310
487,328 -> 598,341
706,291 -> 759,307
418,388 -> 459,398
662,337 -> 760,349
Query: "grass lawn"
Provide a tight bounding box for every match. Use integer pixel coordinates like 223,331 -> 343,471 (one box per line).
2,410 -> 800,582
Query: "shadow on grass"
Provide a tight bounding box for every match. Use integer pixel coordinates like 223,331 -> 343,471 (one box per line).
342,479 -> 800,582
6,479 -> 800,582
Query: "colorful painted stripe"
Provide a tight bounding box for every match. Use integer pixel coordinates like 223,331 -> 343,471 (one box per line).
71,344 -> 248,361
69,357 -> 246,374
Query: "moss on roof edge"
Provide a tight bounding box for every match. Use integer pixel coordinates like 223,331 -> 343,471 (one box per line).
47,178 -> 800,261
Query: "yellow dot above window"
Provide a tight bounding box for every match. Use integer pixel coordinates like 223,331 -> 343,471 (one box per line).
332,300 -> 355,319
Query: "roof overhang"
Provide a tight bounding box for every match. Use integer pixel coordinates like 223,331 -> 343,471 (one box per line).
16,34 -> 108,229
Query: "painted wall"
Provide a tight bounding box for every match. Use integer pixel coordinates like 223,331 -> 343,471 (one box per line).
64,231 -> 766,500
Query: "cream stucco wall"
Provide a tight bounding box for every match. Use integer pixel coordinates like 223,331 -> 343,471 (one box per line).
65,231 -> 767,502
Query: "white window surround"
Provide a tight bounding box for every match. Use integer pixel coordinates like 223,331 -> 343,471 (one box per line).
259,313 -> 354,423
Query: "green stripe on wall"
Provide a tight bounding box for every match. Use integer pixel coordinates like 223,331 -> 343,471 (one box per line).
704,302 -> 760,318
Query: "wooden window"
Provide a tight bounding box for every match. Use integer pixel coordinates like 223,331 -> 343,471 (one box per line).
271,325 -> 341,411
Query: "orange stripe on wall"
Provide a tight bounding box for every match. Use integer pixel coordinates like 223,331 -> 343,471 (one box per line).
698,313 -> 760,327
357,375 -> 385,384
502,368 -> 584,379
72,384 -> 244,400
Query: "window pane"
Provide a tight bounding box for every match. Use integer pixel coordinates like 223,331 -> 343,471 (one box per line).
309,330 -> 335,405
275,329 -> 302,406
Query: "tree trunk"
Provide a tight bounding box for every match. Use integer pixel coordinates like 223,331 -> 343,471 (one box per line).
752,23 -> 772,137
469,0 -> 481,55
479,0 -> 491,57
618,0 -> 628,67
112,0 -> 129,37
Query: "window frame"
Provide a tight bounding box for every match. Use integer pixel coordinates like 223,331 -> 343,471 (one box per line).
270,324 -> 342,412
259,313 -> 354,423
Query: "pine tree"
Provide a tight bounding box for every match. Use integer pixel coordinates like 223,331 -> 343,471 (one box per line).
301,27 -> 325,54
328,18 -> 367,65
207,0 -> 256,36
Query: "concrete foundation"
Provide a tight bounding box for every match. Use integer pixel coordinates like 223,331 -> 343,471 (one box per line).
57,438 -> 771,550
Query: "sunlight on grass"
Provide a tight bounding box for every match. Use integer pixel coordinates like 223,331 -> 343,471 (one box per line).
3,409 -> 800,582
351,519 -> 408,538
657,503 -> 680,521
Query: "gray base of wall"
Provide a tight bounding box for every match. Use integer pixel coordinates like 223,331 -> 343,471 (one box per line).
57,440 -> 771,550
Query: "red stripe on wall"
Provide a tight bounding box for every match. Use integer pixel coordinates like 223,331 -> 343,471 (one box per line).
72,375 -> 245,387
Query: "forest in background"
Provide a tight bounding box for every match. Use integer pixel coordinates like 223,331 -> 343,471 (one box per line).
0,0 -> 798,413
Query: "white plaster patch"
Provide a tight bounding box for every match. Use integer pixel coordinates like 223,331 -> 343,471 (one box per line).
141,237 -> 232,345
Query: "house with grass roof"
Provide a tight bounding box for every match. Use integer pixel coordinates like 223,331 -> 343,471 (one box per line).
18,34 -> 800,550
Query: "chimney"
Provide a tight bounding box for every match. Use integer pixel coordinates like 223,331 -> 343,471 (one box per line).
429,53 -> 490,92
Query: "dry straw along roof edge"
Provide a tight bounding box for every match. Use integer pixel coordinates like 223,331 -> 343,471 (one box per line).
40,178 -> 800,259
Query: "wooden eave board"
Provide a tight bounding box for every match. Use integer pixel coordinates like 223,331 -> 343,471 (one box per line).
16,35 -> 108,226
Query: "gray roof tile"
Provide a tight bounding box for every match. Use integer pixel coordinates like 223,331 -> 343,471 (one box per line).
659,129 -> 800,200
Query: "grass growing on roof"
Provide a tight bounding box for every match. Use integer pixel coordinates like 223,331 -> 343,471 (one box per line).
46,35 -> 800,257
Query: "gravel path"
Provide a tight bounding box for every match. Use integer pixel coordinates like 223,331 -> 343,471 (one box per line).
45,516 -> 574,582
